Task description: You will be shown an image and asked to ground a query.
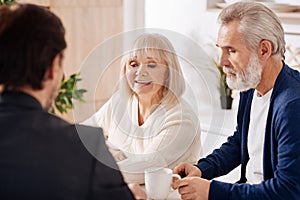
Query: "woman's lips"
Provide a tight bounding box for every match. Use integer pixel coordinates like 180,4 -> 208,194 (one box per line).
135,80 -> 152,85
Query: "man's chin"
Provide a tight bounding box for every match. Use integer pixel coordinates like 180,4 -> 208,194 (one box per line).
227,80 -> 257,92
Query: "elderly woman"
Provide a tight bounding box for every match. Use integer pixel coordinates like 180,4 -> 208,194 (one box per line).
84,33 -> 201,184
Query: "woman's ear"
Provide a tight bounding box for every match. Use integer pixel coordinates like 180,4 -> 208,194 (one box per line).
259,40 -> 273,60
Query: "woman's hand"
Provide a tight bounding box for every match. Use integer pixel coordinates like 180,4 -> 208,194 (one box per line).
128,183 -> 147,200
108,147 -> 127,162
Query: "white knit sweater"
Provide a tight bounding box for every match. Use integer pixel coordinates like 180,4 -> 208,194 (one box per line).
83,92 -> 202,184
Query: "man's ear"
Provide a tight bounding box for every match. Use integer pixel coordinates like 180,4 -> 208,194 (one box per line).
44,54 -> 61,80
259,40 -> 273,60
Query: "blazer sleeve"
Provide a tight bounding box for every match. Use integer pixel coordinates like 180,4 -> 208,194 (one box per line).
75,125 -> 135,200
89,158 -> 135,200
196,127 -> 241,180
205,98 -> 300,200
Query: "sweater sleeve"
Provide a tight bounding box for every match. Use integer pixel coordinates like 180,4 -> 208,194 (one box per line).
196,90 -> 250,180
81,99 -> 112,139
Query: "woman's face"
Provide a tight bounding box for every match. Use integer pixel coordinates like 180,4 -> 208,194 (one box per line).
125,50 -> 169,100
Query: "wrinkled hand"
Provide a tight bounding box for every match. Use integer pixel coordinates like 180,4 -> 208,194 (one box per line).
173,162 -> 202,178
128,183 -> 147,200
173,176 -> 210,200
108,147 -> 127,162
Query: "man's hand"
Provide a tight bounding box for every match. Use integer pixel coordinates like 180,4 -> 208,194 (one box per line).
128,183 -> 147,200
173,162 -> 202,178
173,176 -> 210,200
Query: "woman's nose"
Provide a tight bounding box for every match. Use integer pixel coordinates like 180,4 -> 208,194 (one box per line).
135,64 -> 148,76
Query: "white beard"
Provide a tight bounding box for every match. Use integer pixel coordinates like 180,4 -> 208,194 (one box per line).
223,53 -> 262,91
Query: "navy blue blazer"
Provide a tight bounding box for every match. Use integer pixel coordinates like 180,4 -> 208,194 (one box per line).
0,91 -> 134,200
197,64 -> 300,199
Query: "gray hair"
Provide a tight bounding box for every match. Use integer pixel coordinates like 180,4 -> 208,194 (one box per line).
218,1 -> 285,60
119,33 -> 185,105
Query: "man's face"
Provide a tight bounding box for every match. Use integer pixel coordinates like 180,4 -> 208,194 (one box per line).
217,21 -> 262,91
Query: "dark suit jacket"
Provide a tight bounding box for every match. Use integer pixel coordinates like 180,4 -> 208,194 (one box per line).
0,91 -> 134,200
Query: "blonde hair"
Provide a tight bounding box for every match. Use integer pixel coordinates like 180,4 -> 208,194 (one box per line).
119,33 -> 185,105
218,1 -> 285,60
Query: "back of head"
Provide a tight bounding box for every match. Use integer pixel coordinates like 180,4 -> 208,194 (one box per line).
0,3 -> 66,90
218,1 -> 285,59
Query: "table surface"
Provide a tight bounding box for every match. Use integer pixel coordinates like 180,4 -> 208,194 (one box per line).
165,189 -> 181,200
141,185 -> 181,200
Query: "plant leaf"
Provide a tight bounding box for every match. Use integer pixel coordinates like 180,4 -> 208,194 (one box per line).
50,72 -> 87,114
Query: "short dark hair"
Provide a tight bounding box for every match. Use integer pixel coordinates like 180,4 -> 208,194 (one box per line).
0,3 -> 67,90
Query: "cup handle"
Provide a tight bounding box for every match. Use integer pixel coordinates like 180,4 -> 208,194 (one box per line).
171,174 -> 181,192
172,174 -> 181,181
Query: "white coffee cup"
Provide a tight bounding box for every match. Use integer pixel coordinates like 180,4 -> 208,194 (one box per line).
145,167 -> 181,199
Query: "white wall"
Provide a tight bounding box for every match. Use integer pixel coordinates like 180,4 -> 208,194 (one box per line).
145,0 -> 219,41
144,0 -> 240,182
144,0 -> 233,123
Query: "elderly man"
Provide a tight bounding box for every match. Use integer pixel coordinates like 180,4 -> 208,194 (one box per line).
0,3 -> 145,199
173,2 -> 300,200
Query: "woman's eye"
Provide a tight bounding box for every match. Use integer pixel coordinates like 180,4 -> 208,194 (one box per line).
147,63 -> 157,68
129,62 -> 138,67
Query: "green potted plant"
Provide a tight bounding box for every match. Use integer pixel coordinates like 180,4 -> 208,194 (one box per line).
51,73 -> 87,114
214,61 -> 233,109
0,0 -> 15,5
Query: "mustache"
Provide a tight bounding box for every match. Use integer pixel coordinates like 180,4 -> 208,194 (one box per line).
222,66 -> 236,75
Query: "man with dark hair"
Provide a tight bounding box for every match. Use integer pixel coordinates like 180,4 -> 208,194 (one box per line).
0,3 -> 144,199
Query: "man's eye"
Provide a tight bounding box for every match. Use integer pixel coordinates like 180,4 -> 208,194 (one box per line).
228,49 -> 236,53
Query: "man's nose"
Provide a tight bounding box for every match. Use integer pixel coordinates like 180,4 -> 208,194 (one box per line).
219,52 -> 230,67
